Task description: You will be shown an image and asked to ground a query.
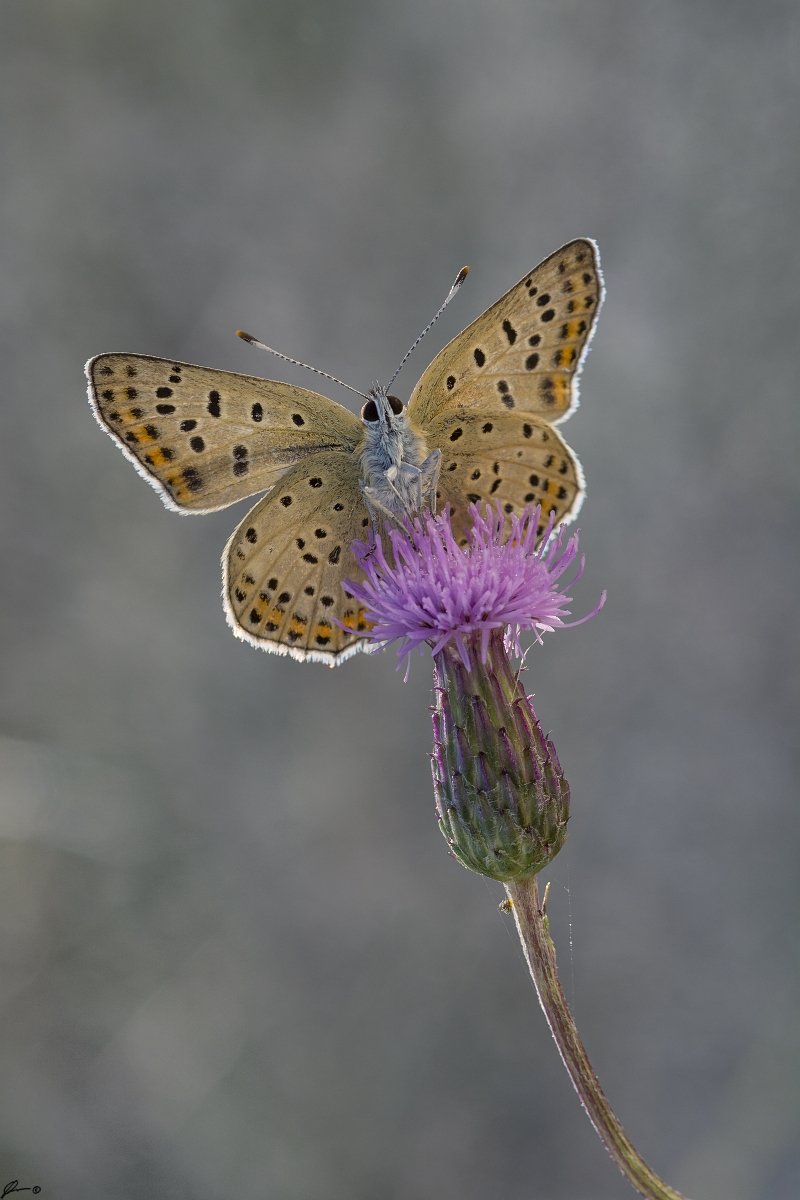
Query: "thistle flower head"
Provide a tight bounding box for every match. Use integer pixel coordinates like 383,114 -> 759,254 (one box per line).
347,502 -> 602,670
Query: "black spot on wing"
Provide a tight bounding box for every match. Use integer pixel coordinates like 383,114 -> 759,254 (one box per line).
502,319 -> 517,345
182,466 -> 203,493
232,444 -> 248,477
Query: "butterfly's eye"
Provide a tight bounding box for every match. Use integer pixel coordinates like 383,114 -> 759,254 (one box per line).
387,395 -> 404,416
361,399 -> 379,423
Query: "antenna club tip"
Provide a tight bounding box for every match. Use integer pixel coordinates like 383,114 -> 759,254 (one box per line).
236,330 -> 255,343
455,265 -> 470,285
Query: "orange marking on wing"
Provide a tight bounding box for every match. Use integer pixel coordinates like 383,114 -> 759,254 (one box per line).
130,423 -> 159,443
545,377 -> 570,402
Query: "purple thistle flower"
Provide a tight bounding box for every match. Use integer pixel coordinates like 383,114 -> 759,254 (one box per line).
346,502 -> 603,671
346,503 -> 604,882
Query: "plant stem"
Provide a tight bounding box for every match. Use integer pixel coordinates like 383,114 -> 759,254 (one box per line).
504,874 -> 690,1200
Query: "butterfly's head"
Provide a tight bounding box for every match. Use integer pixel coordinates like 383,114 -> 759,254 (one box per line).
360,387 -> 404,428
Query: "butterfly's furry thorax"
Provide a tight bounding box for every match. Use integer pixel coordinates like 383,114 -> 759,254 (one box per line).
358,384 -> 435,521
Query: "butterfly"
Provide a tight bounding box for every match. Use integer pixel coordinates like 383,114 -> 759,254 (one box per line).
86,238 -> 603,666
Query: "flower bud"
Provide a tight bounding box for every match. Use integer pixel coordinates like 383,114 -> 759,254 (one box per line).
432,630 -> 569,881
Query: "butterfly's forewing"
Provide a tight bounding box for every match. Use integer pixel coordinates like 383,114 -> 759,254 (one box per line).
428,408 -> 584,541
86,354 -> 362,513
223,450 -> 373,664
407,239 -> 603,427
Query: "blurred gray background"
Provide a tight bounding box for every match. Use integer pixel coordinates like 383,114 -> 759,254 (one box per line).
1,2 -> 799,1198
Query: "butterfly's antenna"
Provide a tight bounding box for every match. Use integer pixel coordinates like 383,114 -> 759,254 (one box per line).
236,330 -> 370,402
385,265 -> 469,394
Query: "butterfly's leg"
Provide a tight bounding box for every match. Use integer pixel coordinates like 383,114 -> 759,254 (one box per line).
362,448 -> 441,525
362,464 -> 415,523
361,481 -> 401,528
386,451 -> 441,519
417,449 -> 441,513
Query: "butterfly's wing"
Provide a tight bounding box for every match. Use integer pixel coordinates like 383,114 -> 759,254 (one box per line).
86,354 -> 363,513
223,450 -> 373,665
407,239 -> 603,427
426,407 -> 584,541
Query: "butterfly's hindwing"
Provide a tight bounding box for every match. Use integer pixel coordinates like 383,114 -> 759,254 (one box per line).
427,407 -> 584,541
86,354 -> 362,513
223,451 -> 373,664
408,239 -> 603,426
